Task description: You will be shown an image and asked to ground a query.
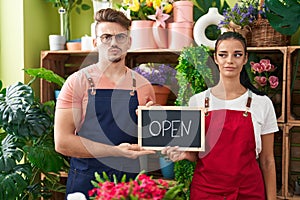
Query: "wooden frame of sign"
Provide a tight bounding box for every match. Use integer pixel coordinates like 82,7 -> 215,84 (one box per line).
138,106 -> 205,151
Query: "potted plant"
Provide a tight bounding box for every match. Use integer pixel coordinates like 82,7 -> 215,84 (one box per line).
117,0 -> 173,49
134,63 -> 177,105
45,0 -> 91,41
173,45 -> 214,199
0,68 -> 68,199
218,0 -> 260,40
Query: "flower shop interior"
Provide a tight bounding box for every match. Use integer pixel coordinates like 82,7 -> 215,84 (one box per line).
0,0 -> 300,199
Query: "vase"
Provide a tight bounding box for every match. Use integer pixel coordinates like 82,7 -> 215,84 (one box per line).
152,22 -> 168,49
130,20 -> 158,50
193,7 -> 224,49
159,157 -> 175,179
173,1 -> 193,23
58,8 -> 71,42
168,22 -> 194,50
152,85 -> 171,106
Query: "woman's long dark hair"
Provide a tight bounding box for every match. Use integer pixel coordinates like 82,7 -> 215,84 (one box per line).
215,32 -> 265,96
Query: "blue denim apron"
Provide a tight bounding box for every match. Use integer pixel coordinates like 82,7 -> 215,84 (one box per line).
65,70 -> 140,198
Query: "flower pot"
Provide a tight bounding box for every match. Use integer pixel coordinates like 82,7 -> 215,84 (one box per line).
49,35 -> 66,51
152,22 -> 168,49
152,85 -> 171,106
159,157 -> 175,179
173,1 -> 193,23
130,20 -> 158,50
168,22 -> 194,50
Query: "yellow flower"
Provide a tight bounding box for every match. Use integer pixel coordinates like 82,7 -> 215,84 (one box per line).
163,3 -> 172,14
123,0 -> 130,4
153,0 -> 161,9
129,0 -> 140,12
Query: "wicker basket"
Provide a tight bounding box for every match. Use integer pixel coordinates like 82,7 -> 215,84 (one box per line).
247,0 -> 290,47
248,18 -> 291,47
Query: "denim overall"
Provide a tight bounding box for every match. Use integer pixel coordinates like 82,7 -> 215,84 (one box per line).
190,90 -> 265,200
65,70 -> 140,198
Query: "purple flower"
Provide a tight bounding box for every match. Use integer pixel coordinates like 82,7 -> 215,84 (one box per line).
134,64 -> 177,86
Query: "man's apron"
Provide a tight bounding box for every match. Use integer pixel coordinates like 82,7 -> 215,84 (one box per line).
190,90 -> 266,200
65,70 -> 140,198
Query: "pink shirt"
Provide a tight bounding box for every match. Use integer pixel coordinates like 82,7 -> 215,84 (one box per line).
56,64 -> 155,126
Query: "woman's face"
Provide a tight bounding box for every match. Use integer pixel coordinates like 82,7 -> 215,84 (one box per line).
214,38 -> 248,79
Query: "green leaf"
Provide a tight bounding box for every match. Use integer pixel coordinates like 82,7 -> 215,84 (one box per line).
0,164 -> 32,199
81,4 -> 91,10
25,135 -> 65,172
0,134 -> 23,172
24,68 -> 65,88
265,0 -> 300,35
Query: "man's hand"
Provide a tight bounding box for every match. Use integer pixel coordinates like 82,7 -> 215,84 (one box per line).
116,143 -> 155,159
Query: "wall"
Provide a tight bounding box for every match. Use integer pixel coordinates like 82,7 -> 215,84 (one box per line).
0,0 -> 24,87
0,0 -> 93,90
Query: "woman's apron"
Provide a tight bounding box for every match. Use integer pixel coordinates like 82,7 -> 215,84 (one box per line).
65,70 -> 140,198
190,90 -> 266,200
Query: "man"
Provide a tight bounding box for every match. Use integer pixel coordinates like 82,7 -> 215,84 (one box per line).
54,8 -> 155,198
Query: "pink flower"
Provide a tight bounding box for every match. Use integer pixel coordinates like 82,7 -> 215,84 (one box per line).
259,59 -> 273,72
148,7 -> 170,28
254,76 -> 267,86
250,61 -> 264,73
269,76 -> 279,88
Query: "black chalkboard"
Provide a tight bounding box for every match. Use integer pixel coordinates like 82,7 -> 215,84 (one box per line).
138,106 -> 205,151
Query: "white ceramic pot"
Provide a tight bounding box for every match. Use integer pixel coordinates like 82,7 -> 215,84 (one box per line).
49,35 -> 66,51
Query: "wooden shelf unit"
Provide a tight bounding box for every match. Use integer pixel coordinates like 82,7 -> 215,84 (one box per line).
287,46 -> 300,125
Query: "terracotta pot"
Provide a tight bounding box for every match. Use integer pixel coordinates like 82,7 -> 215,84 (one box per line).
173,1 -> 194,22
168,22 -> 194,50
152,85 -> 171,106
130,20 -> 158,50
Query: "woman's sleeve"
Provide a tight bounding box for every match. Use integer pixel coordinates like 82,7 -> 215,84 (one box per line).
261,97 -> 279,135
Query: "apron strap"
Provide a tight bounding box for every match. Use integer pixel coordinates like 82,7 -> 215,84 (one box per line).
83,70 -> 96,95
130,71 -> 136,96
204,89 -> 253,117
243,90 -> 252,117
83,68 -> 137,96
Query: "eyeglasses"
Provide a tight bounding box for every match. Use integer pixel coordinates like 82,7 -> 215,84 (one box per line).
97,33 -> 128,44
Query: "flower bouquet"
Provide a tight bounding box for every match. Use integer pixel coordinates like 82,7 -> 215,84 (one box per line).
249,58 -> 279,93
88,171 -> 184,200
218,0 -> 263,39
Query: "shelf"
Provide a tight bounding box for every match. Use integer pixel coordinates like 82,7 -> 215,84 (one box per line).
287,46 -> 300,125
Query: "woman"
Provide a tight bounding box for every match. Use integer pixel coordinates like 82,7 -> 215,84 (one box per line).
162,32 -> 278,199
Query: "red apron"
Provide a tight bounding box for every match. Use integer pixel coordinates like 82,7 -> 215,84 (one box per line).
190,91 -> 265,200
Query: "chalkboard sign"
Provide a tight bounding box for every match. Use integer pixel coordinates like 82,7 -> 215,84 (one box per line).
138,106 -> 205,151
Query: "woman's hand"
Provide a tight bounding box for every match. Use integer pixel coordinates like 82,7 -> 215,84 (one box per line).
116,143 -> 155,159
161,146 -> 198,162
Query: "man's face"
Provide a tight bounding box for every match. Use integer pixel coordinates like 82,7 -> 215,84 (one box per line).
94,22 -> 131,63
